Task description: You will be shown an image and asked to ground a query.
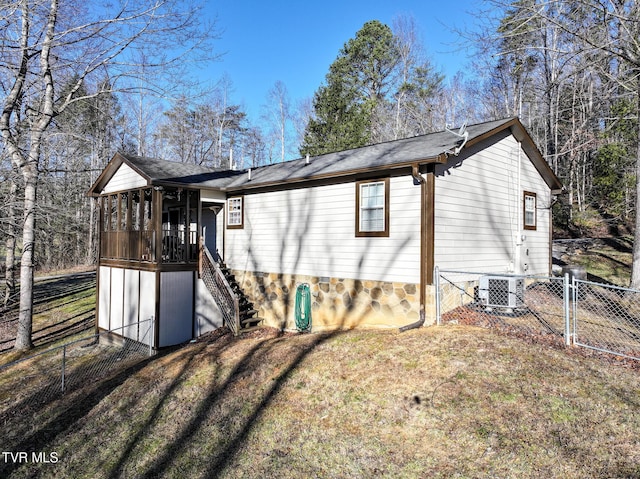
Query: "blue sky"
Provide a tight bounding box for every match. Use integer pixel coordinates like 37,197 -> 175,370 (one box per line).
203,1 -> 481,122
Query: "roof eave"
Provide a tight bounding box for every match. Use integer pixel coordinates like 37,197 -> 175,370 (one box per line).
463,117 -> 563,193
222,155 -> 449,193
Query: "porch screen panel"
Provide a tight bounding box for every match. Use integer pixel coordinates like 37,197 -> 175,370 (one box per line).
100,188 -> 155,262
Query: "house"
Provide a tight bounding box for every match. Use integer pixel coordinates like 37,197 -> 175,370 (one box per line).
87,117 -> 562,348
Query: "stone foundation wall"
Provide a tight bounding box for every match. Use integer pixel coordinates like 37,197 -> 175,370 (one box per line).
232,270 -> 433,331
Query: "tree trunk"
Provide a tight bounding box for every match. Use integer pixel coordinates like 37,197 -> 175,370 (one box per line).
12,0 -> 57,350
4,179 -> 18,307
14,167 -> 37,350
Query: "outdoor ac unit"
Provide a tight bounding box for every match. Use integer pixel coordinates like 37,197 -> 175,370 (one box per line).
478,276 -> 525,309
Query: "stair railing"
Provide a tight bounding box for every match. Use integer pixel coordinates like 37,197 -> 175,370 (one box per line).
200,244 -> 240,336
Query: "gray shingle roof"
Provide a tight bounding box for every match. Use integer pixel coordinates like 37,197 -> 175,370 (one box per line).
90,117 -> 561,195
120,155 -> 246,187
220,118 -> 515,189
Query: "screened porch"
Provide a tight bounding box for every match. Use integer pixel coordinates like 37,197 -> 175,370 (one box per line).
99,186 -> 200,268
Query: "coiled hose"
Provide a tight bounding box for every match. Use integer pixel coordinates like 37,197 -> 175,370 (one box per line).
294,283 -> 312,332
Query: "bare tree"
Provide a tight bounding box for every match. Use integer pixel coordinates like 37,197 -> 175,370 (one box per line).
292,97 -> 313,153
0,0 -> 218,350
2,168 -> 19,308
262,81 -> 292,163
390,14 -> 445,138
473,0 -> 640,284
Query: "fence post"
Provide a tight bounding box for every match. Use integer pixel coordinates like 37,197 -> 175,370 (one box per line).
61,345 -> 66,393
572,276 -> 578,346
563,273 -> 571,346
434,266 -> 441,326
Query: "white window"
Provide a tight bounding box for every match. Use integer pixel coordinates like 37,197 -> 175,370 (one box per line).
227,196 -> 243,229
523,191 -> 536,230
356,179 -> 389,237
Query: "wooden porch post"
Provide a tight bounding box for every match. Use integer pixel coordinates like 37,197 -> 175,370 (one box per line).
153,188 -> 163,264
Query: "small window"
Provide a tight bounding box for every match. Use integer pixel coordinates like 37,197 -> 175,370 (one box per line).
356,179 -> 389,237
227,196 -> 244,229
523,191 -> 537,230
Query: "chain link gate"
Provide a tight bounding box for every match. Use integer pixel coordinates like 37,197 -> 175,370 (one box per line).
572,279 -> 640,361
435,267 -> 640,361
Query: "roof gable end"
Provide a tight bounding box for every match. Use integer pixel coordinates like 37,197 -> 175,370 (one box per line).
462,118 -> 562,193
87,152 -> 152,197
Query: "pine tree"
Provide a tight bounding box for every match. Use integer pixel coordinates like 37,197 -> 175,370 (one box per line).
300,20 -> 399,156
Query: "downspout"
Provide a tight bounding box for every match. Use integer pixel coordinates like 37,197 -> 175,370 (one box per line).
399,164 -> 427,332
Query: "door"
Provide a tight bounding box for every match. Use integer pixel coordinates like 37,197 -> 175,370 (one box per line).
201,203 -> 223,258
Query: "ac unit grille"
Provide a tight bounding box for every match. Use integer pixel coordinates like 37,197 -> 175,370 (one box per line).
488,279 -> 510,306
479,276 -> 525,308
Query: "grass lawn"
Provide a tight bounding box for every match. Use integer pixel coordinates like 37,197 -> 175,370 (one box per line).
0,273 -> 95,359
1,325 -> 639,479
1,242 -> 640,479
555,236 -> 633,287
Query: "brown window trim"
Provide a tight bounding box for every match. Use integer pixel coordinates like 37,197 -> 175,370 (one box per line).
355,178 -> 390,237
523,191 -> 537,231
226,196 -> 244,229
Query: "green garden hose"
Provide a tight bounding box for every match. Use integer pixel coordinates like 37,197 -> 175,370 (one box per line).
294,283 -> 312,332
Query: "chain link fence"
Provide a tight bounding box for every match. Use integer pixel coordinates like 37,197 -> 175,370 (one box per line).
573,280 -> 640,360
436,268 -> 640,361
436,269 -> 569,340
0,318 -> 154,416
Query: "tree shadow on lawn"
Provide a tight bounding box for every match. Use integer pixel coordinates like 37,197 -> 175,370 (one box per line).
131,328 -> 346,479
0,273 -> 96,353
0,323 -> 352,479
32,273 -> 96,313
599,236 -> 632,254
0,344 -> 180,477
127,188 -> 419,478
3,184 -> 419,477
0,311 -> 94,353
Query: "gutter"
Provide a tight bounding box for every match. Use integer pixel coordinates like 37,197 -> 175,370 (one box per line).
399,164 -> 428,332
222,155 -> 449,194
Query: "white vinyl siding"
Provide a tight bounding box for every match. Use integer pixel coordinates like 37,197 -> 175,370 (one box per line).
123,269 -> 140,339
98,267 -> 156,348
109,267 -> 124,332
519,146 -> 553,274
139,271 -> 156,347
224,176 -> 421,283
434,135 -> 551,275
98,266 -> 111,330
101,163 -> 147,194
195,278 -> 223,336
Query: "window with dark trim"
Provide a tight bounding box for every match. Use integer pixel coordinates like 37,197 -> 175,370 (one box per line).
227,196 -> 244,229
523,191 -> 537,230
356,178 -> 389,237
